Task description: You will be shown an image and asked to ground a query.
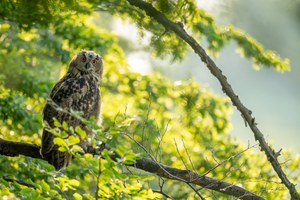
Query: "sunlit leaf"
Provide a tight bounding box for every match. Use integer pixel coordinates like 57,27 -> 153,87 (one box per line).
62,121 -> 69,131
75,126 -> 86,139
54,137 -> 68,147
68,135 -> 80,145
73,192 -> 82,200
69,179 -> 80,187
53,118 -> 61,128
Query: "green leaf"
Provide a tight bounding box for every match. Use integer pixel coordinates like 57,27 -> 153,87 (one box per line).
41,180 -> 50,191
83,193 -> 94,200
62,121 -> 69,131
70,145 -> 84,153
68,135 -> 80,145
75,126 -> 86,139
73,193 -> 82,200
58,146 -> 68,152
60,130 -> 68,138
53,118 -> 61,128
69,179 -> 80,187
54,137 -> 68,147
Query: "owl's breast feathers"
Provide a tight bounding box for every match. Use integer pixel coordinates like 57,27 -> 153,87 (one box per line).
41,72 -> 101,170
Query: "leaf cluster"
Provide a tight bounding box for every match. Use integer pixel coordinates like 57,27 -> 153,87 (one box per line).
96,0 -> 290,71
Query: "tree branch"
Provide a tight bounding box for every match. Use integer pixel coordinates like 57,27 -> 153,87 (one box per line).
0,138 -> 41,158
125,0 -> 300,199
2,176 -> 36,189
0,138 -> 263,200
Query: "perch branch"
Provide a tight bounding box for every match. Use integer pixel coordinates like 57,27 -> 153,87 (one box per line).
0,138 -> 263,200
125,0 -> 299,199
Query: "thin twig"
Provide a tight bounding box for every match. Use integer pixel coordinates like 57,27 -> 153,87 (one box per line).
174,138 -> 189,170
190,144 -> 257,183
153,189 -> 172,199
154,178 -> 173,199
141,94 -> 152,144
125,133 -> 188,182
126,134 -> 261,200
95,157 -> 102,200
155,119 -> 170,160
181,139 -> 196,172
187,182 -> 205,200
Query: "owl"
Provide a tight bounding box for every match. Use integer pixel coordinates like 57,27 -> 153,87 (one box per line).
41,50 -> 103,170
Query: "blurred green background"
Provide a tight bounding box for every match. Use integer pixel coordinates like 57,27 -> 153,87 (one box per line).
117,0 -> 300,152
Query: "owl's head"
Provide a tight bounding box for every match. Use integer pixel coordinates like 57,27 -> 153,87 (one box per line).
68,50 -> 103,79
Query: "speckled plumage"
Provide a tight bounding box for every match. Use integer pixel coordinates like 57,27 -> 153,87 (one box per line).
41,50 -> 103,170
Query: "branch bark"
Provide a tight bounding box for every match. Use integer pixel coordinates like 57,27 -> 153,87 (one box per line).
124,0 -> 300,199
0,138 -> 263,200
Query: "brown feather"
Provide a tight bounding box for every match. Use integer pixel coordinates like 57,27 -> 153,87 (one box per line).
41,50 -> 103,170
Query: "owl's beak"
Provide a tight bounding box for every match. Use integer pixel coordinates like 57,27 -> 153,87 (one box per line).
85,62 -> 92,70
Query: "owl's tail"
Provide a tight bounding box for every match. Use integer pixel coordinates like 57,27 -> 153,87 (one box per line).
41,129 -> 73,171
42,150 -> 72,171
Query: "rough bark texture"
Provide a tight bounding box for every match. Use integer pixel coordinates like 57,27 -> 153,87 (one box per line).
0,138 -> 263,200
125,0 -> 299,199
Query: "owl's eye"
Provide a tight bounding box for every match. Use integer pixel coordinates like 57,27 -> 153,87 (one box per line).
92,59 -> 97,64
81,56 -> 86,62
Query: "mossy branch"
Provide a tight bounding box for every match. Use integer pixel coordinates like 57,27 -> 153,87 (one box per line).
0,138 -> 263,200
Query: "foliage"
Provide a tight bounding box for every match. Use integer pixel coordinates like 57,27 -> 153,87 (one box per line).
0,0 -> 298,199
96,0 -> 290,71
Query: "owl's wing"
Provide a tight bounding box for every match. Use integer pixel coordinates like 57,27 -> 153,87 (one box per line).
41,75 -> 88,170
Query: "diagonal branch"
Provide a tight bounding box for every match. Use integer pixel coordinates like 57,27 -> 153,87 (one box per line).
125,0 -> 300,199
0,138 -> 263,200
2,176 -> 36,189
